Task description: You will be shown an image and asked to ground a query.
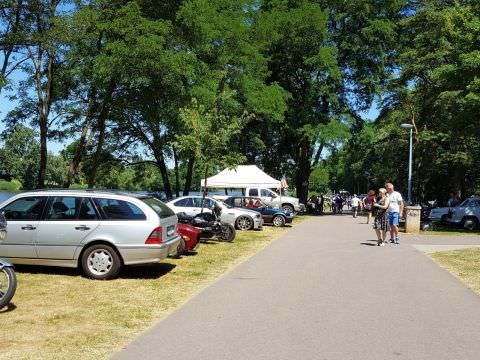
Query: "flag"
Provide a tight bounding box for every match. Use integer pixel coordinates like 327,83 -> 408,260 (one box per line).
281,177 -> 288,189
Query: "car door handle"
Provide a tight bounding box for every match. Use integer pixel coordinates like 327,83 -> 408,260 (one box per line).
75,225 -> 90,231
21,225 -> 36,230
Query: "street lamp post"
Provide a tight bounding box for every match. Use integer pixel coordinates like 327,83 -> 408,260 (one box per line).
401,123 -> 414,205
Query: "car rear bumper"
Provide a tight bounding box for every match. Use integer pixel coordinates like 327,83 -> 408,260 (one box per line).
295,203 -> 306,212
254,217 -> 263,229
118,235 -> 181,265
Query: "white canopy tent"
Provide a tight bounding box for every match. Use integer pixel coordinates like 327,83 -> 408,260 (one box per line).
200,165 -> 281,189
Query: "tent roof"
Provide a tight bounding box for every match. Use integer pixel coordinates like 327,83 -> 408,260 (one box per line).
200,165 -> 281,189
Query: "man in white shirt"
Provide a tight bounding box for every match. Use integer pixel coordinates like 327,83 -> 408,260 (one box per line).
350,194 -> 360,218
386,183 -> 404,244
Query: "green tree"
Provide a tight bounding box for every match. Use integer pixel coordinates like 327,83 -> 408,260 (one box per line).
254,0 -> 403,203
0,124 -> 40,188
176,94 -> 246,203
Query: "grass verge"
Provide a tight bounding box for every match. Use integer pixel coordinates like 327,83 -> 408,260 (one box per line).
430,248 -> 480,295
0,215 -> 311,360
421,224 -> 480,236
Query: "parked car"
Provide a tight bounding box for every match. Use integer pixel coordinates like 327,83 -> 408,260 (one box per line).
166,196 -> 263,231
0,190 -> 181,280
428,205 -> 453,224
223,196 -> 293,227
215,187 -> 304,213
175,223 -> 201,257
446,197 -> 480,230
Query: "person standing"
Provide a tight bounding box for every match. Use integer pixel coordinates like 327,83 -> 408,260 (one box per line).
386,183 -> 404,244
351,194 -> 360,218
372,188 -> 390,246
363,190 -> 376,224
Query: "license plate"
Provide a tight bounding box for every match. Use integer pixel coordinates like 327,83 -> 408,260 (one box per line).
167,225 -> 175,237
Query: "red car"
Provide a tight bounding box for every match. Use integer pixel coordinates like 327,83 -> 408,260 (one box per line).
175,223 -> 201,257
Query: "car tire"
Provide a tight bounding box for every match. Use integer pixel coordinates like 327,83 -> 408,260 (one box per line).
282,204 -> 294,214
171,237 -> 185,258
272,215 -> 286,227
236,215 -> 254,230
81,244 -> 122,280
0,266 -> 16,309
220,224 -> 236,242
462,217 -> 479,231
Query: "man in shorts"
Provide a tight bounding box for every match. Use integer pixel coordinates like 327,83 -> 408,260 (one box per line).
386,183 -> 404,244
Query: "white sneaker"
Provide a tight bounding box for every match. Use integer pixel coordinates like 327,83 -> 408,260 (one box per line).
380,242 -> 385,246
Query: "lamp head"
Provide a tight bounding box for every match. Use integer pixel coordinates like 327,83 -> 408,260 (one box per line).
400,123 -> 414,129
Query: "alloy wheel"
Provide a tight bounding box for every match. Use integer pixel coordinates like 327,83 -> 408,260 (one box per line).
236,216 -> 253,230
87,249 -> 113,276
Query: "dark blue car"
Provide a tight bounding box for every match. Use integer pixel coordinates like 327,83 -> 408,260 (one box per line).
224,196 -> 293,227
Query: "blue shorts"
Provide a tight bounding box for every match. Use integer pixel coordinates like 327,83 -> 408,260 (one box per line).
388,212 -> 400,226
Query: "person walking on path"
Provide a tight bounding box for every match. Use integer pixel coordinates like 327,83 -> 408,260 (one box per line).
386,182 -> 404,244
363,190 -> 376,224
372,188 -> 390,246
351,194 -> 360,218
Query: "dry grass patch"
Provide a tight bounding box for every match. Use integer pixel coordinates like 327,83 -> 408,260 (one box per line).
0,215 -> 311,360
430,247 -> 480,295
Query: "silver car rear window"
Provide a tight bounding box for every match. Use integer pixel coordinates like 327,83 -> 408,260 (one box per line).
142,197 -> 175,219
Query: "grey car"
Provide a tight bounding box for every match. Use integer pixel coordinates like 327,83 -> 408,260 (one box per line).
446,197 -> 480,230
0,190 -> 181,279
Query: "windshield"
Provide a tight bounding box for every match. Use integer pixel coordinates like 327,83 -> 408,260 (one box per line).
216,199 -> 232,209
459,199 -> 470,207
141,197 -> 175,218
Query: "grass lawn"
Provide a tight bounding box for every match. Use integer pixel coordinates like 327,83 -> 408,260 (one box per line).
420,224 -> 480,236
430,248 -> 480,295
0,215 -> 311,360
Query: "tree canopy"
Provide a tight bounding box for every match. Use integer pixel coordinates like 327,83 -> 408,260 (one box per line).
0,0 -> 478,204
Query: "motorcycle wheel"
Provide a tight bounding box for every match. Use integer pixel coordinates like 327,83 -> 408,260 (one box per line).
220,224 -> 236,242
0,266 -> 17,309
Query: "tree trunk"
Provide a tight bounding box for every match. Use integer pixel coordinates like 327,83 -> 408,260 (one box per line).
201,165 -> 208,213
87,107 -> 108,188
152,149 -> 172,199
183,154 -> 195,196
294,138 -> 312,204
172,145 -> 180,198
64,87 -> 97,188
37,118 -> 48,188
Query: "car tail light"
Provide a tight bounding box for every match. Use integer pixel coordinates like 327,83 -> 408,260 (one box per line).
145,227 -> 163,244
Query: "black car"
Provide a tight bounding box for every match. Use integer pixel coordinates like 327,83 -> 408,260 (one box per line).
224,196 -> 293,227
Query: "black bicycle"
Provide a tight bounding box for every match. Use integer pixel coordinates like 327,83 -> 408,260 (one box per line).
0,213 -> 16,309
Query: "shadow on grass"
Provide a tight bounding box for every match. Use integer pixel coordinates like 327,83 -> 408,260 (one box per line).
262,223 -> 293,228
182,250 -> 199,257
14,264 -> 80,277
200,239 -> 235,245
14,262 -> 177,280
0,302 -> 17,313
121,263 -> 176,279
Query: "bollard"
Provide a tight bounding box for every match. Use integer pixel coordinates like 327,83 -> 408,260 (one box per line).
405,205 -> 422,234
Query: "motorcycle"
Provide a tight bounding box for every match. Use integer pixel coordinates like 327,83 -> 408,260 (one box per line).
177,203 -> 236,242
0,212 -> 16,309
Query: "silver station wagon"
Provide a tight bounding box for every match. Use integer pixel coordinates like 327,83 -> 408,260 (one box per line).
0,190 -> 181,279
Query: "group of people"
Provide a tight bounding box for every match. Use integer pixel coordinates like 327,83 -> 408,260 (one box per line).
350,183 -> 404,246
307,194 -> 326,214
307,193 -> 349,214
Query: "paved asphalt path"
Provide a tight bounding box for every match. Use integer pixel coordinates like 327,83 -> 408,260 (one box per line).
113,214 -> 480,360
